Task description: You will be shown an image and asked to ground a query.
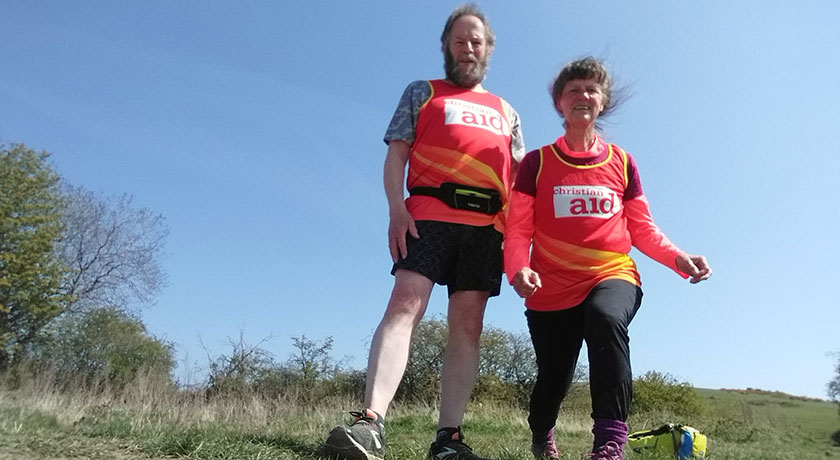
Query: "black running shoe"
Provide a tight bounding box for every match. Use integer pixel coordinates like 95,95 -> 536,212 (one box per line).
324,409 -> 385,460
428,427 -> 491,460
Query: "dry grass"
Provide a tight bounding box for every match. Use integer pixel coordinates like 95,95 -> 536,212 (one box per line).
1,370 -> 838,460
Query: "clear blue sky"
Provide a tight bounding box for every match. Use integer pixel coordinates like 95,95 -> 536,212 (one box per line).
2,1 -> 838,399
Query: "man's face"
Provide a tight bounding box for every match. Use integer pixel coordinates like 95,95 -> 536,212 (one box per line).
444,15 -> 490,88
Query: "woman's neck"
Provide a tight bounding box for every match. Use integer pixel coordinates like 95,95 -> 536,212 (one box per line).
563,125 -> 597,152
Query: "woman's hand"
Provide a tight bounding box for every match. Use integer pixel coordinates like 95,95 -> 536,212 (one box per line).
513,267 -> 542,298
676,253 -> 712,284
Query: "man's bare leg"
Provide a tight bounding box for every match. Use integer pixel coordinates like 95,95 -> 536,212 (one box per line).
437,290 -> 489,428
364,269 -> 434,416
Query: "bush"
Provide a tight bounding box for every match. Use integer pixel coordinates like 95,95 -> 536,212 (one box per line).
205,334 -> 361,404
472,374 -> 520,405
24,307 -> 174,391
632,371 -> 705,418
397,317 -> 588,408
396,318 -> 447,403
397,317 -> 540,406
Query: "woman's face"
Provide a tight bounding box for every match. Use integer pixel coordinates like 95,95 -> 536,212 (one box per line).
556,78 -> 605,127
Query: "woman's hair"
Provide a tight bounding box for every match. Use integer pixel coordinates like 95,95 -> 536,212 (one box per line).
550,57 -> 620,120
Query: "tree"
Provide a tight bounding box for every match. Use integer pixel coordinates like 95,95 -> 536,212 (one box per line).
1,144 -> 169,373
475,326 -> 537,405
398,317 -> 587,406
30,306 -> 174,390
58,185 -> 168,314
828,352 -> 839,406
290,335 -> 340,385
398,317 -> 448,402
0,144 -> 67,370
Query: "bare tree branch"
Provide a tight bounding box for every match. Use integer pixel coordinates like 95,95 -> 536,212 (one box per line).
58,185 -> 168,314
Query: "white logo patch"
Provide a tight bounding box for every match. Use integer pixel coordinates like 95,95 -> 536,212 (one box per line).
553,185 -> 621,219
371,431 -> 383,450
444,98 -> 510,136
434,447 -> 458,459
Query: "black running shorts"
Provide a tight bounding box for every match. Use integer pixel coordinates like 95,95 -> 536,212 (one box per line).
391,220 -> 503,297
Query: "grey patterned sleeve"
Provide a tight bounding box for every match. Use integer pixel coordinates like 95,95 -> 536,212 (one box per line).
383,80 -> 430,146
504,101 -> 526,163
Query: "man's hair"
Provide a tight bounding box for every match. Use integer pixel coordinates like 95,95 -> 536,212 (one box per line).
440,3 -> 495,51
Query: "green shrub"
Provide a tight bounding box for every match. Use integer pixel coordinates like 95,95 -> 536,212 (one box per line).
205,334 -> 363,404
472,374 -> 521,406
26,307 -> 174,391
632,371 -> 705,418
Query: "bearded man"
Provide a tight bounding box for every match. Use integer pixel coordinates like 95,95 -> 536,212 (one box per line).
325,5 -> 524,460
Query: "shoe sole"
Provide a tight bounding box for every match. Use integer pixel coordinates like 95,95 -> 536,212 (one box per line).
324,427 -> 384,460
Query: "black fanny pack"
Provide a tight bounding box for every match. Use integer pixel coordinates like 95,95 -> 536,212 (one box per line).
409,182 -> 502,215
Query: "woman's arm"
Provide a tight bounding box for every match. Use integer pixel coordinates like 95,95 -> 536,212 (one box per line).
624,195 -> 686,276
625,196 -> 712,282
504,191 -> 542,296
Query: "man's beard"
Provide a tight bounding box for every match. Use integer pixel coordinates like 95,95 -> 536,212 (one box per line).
444,50 -> 488,88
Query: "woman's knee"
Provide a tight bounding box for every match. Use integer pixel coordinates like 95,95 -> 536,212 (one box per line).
585,281 -> 641,329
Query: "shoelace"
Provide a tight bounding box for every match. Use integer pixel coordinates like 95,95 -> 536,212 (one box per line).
442,437 -> 475,451
544,442 -> 559,458
349,410 -> 376,425
533,441 -> 559,458
582,441 -> 622,460
438,432 -> 475,453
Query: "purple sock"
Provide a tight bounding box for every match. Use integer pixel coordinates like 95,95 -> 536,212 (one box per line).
592,418 -> 627,450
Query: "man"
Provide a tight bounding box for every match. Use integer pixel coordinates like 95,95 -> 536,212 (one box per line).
324,4 -> 524,460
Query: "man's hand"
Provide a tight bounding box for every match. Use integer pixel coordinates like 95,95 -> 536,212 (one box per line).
383,140 -> 414,263
512,267 -> 542,298
389,205 -> 419,263
676,253 -> 712,284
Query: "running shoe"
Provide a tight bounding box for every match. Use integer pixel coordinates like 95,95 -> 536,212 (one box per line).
582,441 -> 623,460
530,431 -> 560,459
428,427 -> 491,460
324,409 -> 385,460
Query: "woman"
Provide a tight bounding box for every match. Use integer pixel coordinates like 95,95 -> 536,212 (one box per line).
504,57 -> 711,460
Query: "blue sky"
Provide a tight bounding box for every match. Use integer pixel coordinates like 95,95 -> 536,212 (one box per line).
2,1 -> 838,400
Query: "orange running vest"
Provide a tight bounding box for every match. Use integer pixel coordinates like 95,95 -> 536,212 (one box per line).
406,80 -> 515,229
527,142 -> 641,311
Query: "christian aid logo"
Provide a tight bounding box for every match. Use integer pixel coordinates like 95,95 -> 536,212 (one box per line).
444,98 -> 510,136
553,185 -> 621,219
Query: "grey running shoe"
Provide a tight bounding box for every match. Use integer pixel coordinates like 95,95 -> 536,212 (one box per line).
582,441 -> 623,460
531,430 -> 560,459
324,409 -> 385,460
428,427 -> 491,460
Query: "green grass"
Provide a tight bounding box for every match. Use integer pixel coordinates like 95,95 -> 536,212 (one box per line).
692,388 -> 839,458
0,383 -> 837,460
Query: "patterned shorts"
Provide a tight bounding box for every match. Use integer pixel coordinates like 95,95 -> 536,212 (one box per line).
391,220 -> 503,297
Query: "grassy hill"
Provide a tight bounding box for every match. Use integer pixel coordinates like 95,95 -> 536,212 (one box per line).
694,388 -> 838,458
0,382 -> 837,460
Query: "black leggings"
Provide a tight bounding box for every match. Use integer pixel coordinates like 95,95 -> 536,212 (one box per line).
525,279 -> 643,433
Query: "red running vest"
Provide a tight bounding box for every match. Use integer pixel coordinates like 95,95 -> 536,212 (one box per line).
527,142 -> 641,310
406,80 -> 515,230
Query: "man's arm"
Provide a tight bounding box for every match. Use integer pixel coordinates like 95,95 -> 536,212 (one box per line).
506,102 -> 525,187
384,140 -> 418,263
